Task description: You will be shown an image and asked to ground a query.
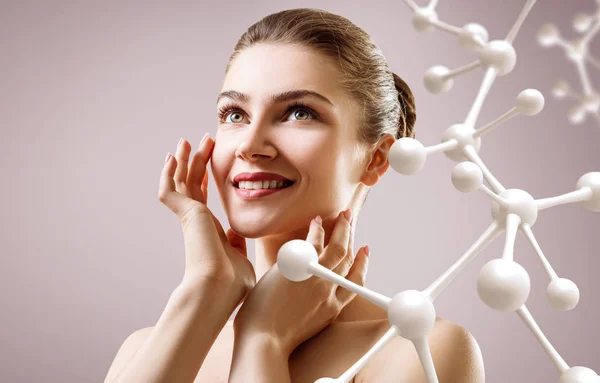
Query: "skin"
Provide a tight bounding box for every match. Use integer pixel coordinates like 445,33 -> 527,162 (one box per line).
198,42 -> 485,382
211,43 -> 380,281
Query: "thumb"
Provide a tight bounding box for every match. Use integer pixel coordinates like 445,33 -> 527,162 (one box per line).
226,228 -> 248,257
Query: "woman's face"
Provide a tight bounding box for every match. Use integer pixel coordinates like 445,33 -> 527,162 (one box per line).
211,43 -> 367,238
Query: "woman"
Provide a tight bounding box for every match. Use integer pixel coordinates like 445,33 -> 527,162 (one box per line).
105,8 -> 485,383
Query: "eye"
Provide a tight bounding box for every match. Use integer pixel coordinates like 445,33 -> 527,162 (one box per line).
217,103 -> 245,123
217,102 -> 319,124
284,102 -> 318,121
288,108 -> 311,121
227,111 -> 244,123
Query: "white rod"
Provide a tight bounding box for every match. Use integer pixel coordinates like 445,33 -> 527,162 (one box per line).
585,54 -> 600,71
536,187 -> 592,210
515,305 -> 570,373
575,59 -> 593,96
412,337 -> 440,383
582,19 -> 600,46
463,145 -> 506,194
429,18 -> 463,36
506,0 -> 538,43
424,221 -> 502,300
403,0 -> 419,12
308,262 -> 392,309
502,214 -> 521,261
443,60 -> 483,80
465,68 -> 498,127
336,326 -> 400,383
473,107 -> 519,139
478,184 -> 510,209
521,224 -> 558,280
425,139 -> 458,155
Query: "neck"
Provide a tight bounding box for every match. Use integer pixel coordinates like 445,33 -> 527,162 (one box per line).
253,201 -> 363,281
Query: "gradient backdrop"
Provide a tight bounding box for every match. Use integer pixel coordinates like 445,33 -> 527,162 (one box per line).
1,0 -> 599,382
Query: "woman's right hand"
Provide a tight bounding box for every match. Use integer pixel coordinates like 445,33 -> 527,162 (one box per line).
158,134 -> 256,303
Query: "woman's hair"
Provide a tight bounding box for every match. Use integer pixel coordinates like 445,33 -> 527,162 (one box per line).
225,8 -> 417,146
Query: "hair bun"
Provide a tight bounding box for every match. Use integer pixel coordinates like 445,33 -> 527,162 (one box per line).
392,72 -> 416,139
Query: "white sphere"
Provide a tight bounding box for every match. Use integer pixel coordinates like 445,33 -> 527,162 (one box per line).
477,258 -> 531,312
537,23 -> 560,47
459,23 -> 489,51
451,162 -> 483,193
547,278 -> 580,311
277,239 -> 318,282
559,366 -> 600,383
516,89 -> 545,115
573,13 -> 593,33
568,105 -> 587,124
424,66 -> 453,94
552,80 -> 570,99
388,290 -> 436,340
412,8 -> 438,32
389,138 -> 427,175
576,172 -> 600,212
491,188 -> 539,226
479,40 -> 517,75
441,123 -> 481,162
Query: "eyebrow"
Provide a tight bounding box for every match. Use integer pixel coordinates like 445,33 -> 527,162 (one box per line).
216,89 -> 335,107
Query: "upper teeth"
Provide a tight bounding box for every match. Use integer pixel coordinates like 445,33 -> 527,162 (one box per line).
238,180 -> 287,190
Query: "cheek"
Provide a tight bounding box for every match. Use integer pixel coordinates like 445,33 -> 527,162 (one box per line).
209,144 -> 231,185
289,130 -> 340,166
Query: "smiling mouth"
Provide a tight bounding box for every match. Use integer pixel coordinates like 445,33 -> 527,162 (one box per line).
233,180 -> 295,189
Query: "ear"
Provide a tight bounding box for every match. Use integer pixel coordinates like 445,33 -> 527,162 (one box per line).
360,133 -> 395,187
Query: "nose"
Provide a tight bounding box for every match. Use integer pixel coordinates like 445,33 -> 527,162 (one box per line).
235,124 -> 277,162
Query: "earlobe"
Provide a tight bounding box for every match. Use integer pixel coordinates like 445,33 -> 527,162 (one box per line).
361,151 -> 385,186
361,135 -> 394,187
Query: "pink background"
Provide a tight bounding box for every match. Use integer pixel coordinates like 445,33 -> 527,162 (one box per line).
1,0 -> 599,381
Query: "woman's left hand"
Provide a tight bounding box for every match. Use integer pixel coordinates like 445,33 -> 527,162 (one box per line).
232,209 -> 370,356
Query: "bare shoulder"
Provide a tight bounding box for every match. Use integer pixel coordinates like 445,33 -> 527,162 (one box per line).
105,326 -> 154,382
356,318 -> 485,383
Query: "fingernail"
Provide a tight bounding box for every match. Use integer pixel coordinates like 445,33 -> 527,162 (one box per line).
315,215 -> 322,225
178,137 -> 183,148
199,133 -> 210,148
164,152 -> 172,164
343,208 -> 352,223
364,245 -> 370,257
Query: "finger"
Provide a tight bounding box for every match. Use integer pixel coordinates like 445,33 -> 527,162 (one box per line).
336,246 -> 369,305
188,134 -> 212,204
332,215 -> 355,276
318,209 -> 352,270
227,228 -> 248,258
158,153 -> 191,218
306,216 -> 324,254
174,137 -> 191,194
200,171 -> 209,202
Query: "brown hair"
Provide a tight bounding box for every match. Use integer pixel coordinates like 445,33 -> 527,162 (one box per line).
225,8 -> 417,145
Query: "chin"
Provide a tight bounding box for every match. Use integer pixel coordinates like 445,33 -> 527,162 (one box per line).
229,222 -> 270,239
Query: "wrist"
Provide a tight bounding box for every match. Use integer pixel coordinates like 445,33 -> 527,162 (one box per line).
229,330 -> 291,382
233,324 -> 292,358
175,275 -> 239,316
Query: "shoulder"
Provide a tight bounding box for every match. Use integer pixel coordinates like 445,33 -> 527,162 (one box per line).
105,327 -> 154,382
356,318 -> 484,383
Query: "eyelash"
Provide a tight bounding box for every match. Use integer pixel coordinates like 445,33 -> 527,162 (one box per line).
217,101 -> 319,123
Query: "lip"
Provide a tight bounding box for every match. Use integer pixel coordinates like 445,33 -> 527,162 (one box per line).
233,172 -> 293,184
234,183 -> 295,199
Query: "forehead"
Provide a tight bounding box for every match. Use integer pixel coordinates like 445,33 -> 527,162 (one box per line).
220,43 -> 344,105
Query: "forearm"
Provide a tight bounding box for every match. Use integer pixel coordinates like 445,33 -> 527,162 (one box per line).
228,332 -> 291,383
112,278 -> 238,383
